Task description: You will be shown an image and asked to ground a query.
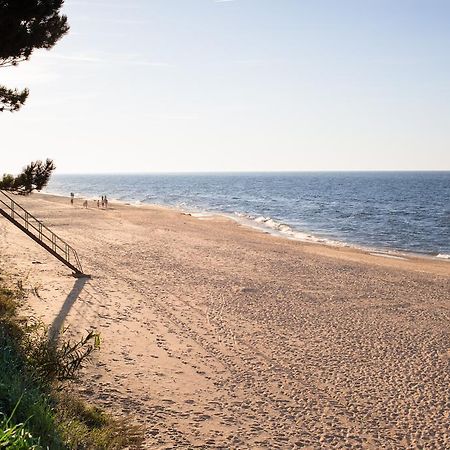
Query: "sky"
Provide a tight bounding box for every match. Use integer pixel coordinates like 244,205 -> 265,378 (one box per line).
1,0 -> 450,174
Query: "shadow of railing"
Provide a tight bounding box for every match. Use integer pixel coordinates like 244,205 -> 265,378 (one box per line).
49,277 -> 88,341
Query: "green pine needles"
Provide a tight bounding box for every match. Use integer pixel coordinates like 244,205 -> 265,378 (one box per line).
0,0 -> 69,112
0,159 -> 56,194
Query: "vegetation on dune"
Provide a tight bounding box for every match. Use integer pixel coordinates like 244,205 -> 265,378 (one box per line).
0,275 -> 143,449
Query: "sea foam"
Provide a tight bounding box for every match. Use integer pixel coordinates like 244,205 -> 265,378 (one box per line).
233,213 -> 347,248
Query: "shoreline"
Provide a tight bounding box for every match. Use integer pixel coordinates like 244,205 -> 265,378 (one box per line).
40,189 -> 450,264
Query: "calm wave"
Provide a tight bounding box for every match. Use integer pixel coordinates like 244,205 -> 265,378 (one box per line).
45,172 -> 450,257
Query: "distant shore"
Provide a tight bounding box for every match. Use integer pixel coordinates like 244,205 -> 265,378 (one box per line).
1,192 -> 449,448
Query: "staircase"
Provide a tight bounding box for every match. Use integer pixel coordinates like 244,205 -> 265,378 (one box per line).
0,190 -> 85,276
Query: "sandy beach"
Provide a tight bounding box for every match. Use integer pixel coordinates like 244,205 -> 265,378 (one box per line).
0,193 -> 449,449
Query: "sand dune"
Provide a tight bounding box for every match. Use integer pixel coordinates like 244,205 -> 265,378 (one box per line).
0,193 -> 449,449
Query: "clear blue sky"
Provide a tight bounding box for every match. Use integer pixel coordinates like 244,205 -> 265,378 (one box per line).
2,0 -> 450,173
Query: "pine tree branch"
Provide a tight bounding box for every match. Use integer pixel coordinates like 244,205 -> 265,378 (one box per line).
0,57 -> 29,68
0,86 -> 29,112
0,0 -> 69,111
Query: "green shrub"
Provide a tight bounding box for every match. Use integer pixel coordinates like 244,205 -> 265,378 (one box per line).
22,321 -> 100,383
0,326 -> 66,449
0,276 -> 144,449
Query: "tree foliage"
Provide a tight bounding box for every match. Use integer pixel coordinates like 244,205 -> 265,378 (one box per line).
0,159 -> 56,194
0,86 -> 29,112
0,0 -> 69,112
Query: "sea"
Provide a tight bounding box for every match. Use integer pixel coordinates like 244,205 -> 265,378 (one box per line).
44,172 -> 450,259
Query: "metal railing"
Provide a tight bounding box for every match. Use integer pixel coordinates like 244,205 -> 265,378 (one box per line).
0,190 -> 83,274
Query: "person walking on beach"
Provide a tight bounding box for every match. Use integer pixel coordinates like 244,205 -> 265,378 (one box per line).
104,195 -> 108,209
97,199 -> 100,208
70,192 -> 74,205
101,196 -> 104,208
83,200 -> 88,208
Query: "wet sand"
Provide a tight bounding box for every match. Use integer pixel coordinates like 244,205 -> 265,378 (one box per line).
0,193 -> 449,449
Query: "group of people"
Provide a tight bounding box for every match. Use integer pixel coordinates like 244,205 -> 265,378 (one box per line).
70,192 -> 108,209
100,195 -> 108,208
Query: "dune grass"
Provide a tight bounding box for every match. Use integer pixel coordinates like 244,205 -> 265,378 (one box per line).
0,276 -> 143,449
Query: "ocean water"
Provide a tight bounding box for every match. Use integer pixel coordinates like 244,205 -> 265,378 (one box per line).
45,172 -> 450,258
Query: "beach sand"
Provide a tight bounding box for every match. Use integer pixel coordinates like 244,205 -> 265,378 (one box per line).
1,193 -> 449,449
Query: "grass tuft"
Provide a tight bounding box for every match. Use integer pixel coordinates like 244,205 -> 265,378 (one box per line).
0,286 -> 17,316
56,393 -> 144,450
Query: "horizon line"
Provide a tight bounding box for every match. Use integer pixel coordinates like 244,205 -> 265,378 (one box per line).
53,169 -> 450,176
